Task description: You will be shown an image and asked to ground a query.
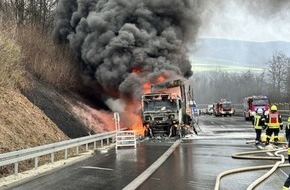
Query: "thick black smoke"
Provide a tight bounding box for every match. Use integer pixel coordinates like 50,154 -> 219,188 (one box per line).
54,0 -> 201,103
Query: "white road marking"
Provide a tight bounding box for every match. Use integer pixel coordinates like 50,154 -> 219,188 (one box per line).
81,166 -> 113,171
150,177 -> 160,181
280,168 -> 289,177
122,140 -> 181,190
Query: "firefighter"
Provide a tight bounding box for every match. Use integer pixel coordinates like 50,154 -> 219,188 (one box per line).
285,117 -> 290,142
265,105 -> 283,145
282,117 -> 290,190
252,108 -> 266,145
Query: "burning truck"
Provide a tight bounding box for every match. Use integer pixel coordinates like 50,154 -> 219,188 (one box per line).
141,79 -> 190,137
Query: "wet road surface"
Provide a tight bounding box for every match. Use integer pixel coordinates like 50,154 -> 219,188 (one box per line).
3,115 -> 289,190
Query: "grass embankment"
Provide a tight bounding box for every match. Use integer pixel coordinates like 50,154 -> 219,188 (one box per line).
0,22 -> 82,176
0,22 -> 76,153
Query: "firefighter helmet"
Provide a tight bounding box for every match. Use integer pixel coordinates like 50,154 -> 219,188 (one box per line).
270,105 -> 277,111
256,108 -> 263,114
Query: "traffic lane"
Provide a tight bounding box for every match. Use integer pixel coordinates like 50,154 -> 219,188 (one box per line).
137,139 -> 285,190
218,144 -> 287,190
200,115 -> 251,127
200,116 -> 288,190
198,116 -> 255,139
5,142 -> 172,190
222,167 -> 287,190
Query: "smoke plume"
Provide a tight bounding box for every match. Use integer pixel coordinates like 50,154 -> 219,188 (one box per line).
54,0 -> 201,106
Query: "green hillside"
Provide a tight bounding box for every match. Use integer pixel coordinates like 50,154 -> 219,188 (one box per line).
190,57 -> 265,73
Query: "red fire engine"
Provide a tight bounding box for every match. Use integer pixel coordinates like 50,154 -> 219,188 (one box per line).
243,95 -> 269,121
213,100 -> 235,117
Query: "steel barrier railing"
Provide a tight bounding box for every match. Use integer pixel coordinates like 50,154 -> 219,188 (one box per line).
0,131 -> 117,175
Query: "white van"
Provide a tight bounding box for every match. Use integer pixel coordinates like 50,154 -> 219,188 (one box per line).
207,105 -> 213,115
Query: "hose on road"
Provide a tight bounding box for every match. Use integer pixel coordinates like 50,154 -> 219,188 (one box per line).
214,145 -> 290,190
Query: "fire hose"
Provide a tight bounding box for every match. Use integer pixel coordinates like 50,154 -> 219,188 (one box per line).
214,146 -> 290,190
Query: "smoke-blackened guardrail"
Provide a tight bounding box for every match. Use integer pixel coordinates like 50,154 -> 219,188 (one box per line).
0,131 -> 117,175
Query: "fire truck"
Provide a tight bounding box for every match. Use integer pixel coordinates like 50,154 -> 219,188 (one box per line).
213,100 -> 235,117
141,79 -> 189,136
243,95 -> 269,121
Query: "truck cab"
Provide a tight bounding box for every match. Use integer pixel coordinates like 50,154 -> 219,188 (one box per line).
141,79 -> 188,137
243,95 -> 269,121
141,93 -> 181,136
214,101 -> 235,117
220,101 -> 235,117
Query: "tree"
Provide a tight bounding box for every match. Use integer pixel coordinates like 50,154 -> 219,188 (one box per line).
0,0 -> 56,29
266,51 -> 289,100
287,66 -> 290,101
188,69 -> 269,104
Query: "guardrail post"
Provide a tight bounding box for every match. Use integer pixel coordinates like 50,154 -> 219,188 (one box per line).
107,138 -> 109,145
14,162 -> 18,175
64,149 -> 68,159
35,157 -> 39,169
76,146 -> 79,155
101,139 -> 103,147
85,143 -> 88,151
93,141 -> 96,149
51,153 -> 54,163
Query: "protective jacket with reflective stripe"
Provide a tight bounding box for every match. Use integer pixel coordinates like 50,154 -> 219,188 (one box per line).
265,111 -> 282,128
252,115 -> 265,130
286,122 -> 290,142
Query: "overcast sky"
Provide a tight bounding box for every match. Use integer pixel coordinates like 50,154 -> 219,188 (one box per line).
198,0 -> 290,42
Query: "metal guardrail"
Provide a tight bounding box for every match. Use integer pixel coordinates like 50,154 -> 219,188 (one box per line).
0,131 -> 117,175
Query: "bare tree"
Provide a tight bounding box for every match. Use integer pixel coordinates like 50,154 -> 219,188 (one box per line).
287,66 -> 290,101
267,51 -> 289,100
1,0 -> 56,29
189,69 -> 268,104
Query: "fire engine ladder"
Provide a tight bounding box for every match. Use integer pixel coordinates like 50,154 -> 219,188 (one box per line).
114,112 -> 137,149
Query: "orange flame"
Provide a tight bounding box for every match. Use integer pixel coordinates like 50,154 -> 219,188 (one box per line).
131,68 -> 141,74
121,100 -> 144,135
127,113 -> 144,135
156,75 -> 165,83
143,82 -> 151,94
118,71 -> 175,135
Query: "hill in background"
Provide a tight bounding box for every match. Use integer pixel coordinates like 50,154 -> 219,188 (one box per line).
189,38 -> 290,72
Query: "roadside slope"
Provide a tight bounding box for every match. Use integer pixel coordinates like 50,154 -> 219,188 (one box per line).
0,86 -> 68,154
0,22 -> 116,155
